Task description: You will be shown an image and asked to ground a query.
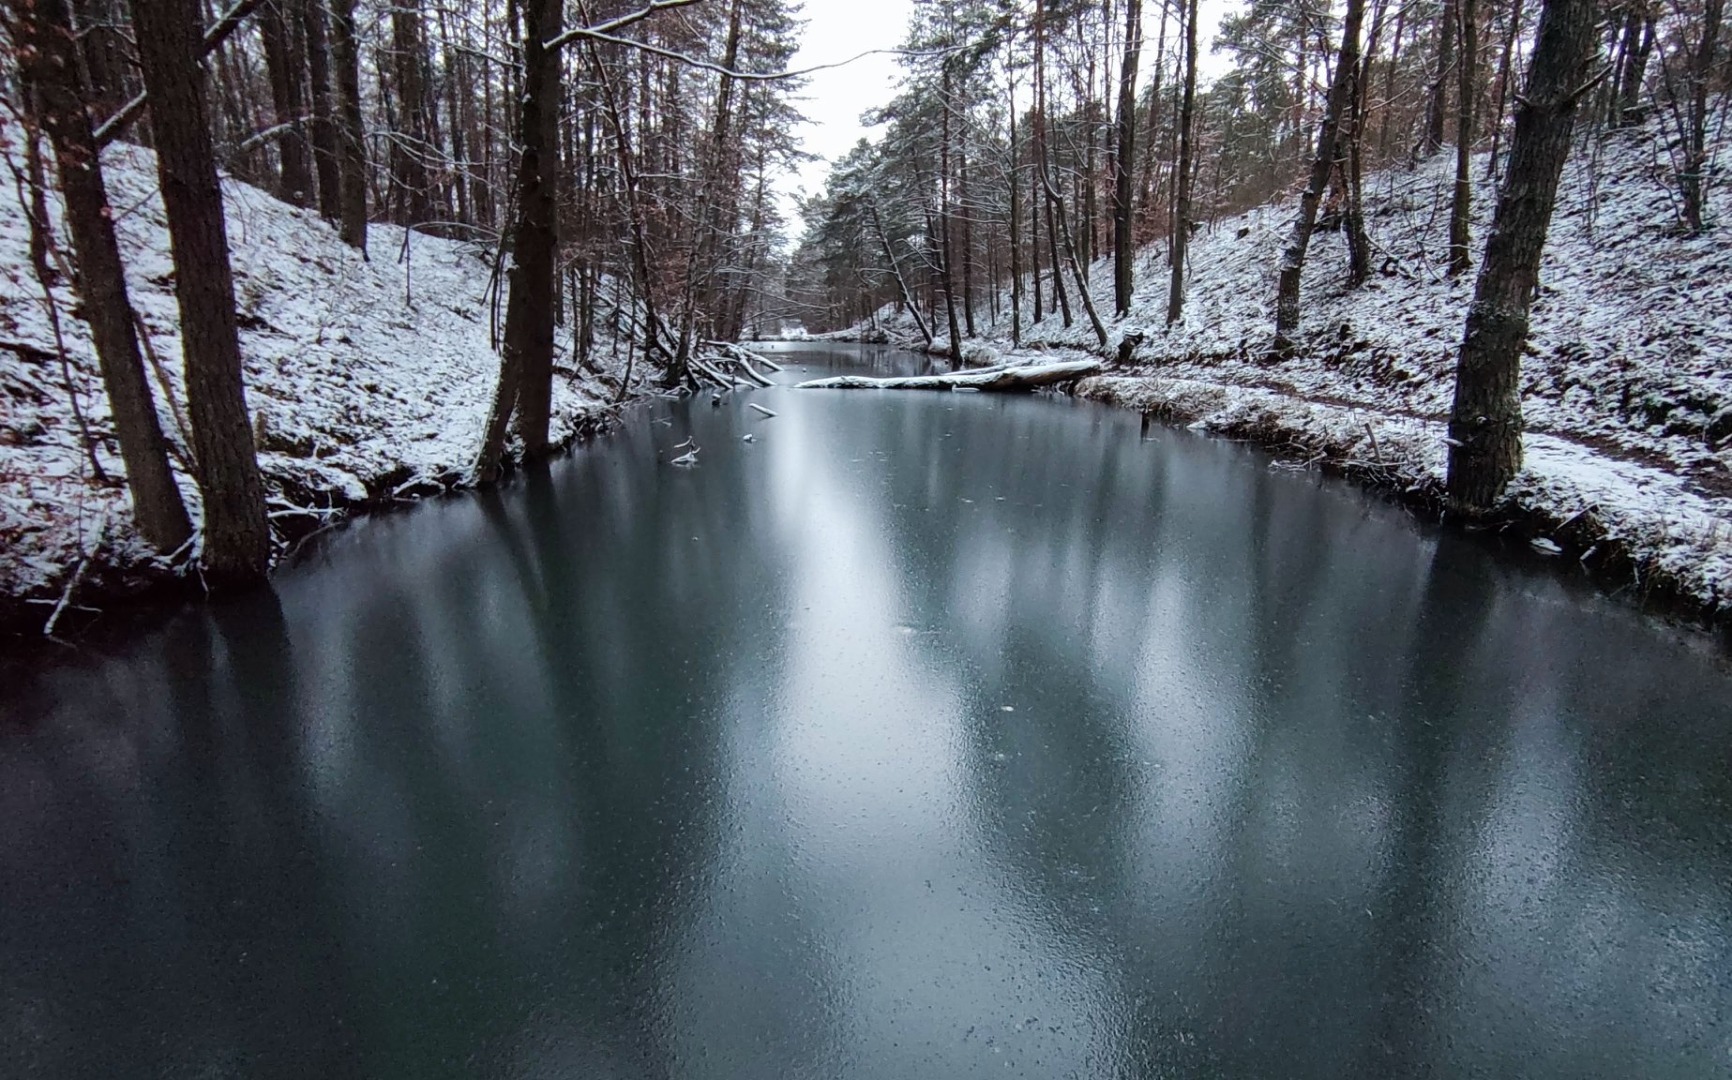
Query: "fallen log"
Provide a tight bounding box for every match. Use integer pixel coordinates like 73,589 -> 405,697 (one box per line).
796,358 -> 1102,392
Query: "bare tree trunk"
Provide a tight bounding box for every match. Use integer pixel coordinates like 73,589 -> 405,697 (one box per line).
329,0 -> 367,252
1345,0 -> 1387,289
1678,0 -> 1723,233
70,0 -> 132,117
1610,2 -> 1656,127
584,37 -> 671,382
303,0 -> 341,220
1448,0 -> 1479,274
1422,0 -> 1458,156
436,6 -> 469,224
13,0 -> 193,551
1034,0 -> 1072,327
388,0 -> 435,228
673,0 -> 744,354
1030,123 -> 1044,323
1485,0 -> 1526,177
474,0 -> 562,481
1041,168 -> 1111,350
1446,0 -> 1601,514
960,144 -> 976,338
1009,84 -> 1023,345
1166,0 -> 1199,326
1273,0 -> 1365,356
939,65 -> 964,365
259,0 -> 313,206
1136,0 -> 1169,222
130,0 -> 270,585
1112,0 -> 1143,318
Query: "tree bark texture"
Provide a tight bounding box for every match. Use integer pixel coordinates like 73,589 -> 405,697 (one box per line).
1273,0 -> 1365,355
14,0 -> 193,552
329,0 -> 368,252
1166,0 -> 1198,326
129,0 -> 271,585
259,0 -> 313,206
1446,0 -> 1600,514
1448,0 -> 1479,275
1112,0 -> 1142,318
474,0 -> 562,480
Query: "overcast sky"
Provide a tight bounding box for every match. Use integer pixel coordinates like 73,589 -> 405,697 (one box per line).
776,0 -> 1239,234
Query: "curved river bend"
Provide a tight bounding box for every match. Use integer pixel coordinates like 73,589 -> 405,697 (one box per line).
2,345 -> 1729,1078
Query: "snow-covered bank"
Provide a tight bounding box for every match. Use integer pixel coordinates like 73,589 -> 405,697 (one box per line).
1,144 -> 633,641
856,121 -> 1732,630
1076,372 -> 1732,629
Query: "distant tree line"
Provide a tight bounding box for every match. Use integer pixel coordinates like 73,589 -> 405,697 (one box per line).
788,0 -> 1728,512
3,0 -> 803,585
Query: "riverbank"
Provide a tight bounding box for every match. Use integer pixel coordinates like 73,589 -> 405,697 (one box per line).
848,124 -> 1732,633
1,144 -> 644,645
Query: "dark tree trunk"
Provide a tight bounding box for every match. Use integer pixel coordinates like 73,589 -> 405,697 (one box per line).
1422,0 -> 1458,156
1166,0 -> 1199,325
302,0 -> 341,220
1678,0 -> 1723,233
1448,0 -> 1479,274
15,0 -> 193,552
388,0 -> 434,227
70,0 -> 132,117
1485,0 -> 1526,177
1345,0 -> 1386,289
1446,0 -> 1600,514
1044,162 -> 1070,326
1136,0 -> 1169,227
259,0 -> 313,206
1030,124 -> 1044,324
436,5 -> 469,224
1112,0 -> 1142,317
939,64 -> 964,365
1042,167 -> 1111,350
960,145 -> 976,338
17,80 -> 58,284
329,0 -> 368,252
1610,3 -> 1656,126
1009,94 -> 1023,345
129,0 -> 270,585
1273,0 -> 1365,356
474,0 -> 562,480
1034,0 -> 1071,328
1345,47 -> 1374,288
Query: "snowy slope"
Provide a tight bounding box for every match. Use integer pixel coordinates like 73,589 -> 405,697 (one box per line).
857,119 -> 1732,626
1,142 -> 627,634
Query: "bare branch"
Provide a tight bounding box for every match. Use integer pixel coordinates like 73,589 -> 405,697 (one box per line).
93,0 -> 267,147
544,0 -> 706,52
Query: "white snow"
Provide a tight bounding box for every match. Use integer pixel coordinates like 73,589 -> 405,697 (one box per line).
2,142 -> 634,625
845,119 -> 1732,624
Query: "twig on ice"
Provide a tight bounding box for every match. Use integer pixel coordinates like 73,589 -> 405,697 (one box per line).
748,403 -> 778,418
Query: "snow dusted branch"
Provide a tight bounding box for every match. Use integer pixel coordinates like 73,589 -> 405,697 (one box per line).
92,0 -> 268,147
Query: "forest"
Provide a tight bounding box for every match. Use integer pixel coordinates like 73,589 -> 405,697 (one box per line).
2,0 -> 808,628
0,0 -> 1729,631
3,4 -> 1732,1076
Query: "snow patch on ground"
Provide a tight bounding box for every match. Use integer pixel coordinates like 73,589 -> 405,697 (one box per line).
854,120 -> 1732,625
2,143 -> 634,631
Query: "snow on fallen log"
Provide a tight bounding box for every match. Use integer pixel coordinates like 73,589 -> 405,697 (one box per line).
690,341 -> 777,389
795,359 -> 1102,392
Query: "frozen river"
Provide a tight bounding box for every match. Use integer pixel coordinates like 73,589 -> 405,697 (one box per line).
2,343 -> 1729,1077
